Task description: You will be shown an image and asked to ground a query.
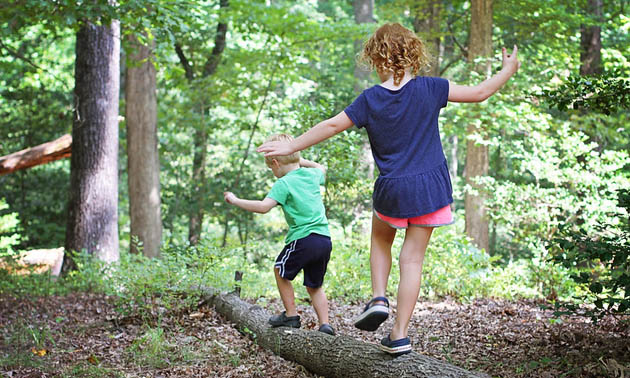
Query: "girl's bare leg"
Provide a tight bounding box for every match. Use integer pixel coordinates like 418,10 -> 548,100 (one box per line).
390,226 -> 433,340
370,214 -> 397,303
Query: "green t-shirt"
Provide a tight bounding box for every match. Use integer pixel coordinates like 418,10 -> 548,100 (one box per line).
266,167 -> 330,244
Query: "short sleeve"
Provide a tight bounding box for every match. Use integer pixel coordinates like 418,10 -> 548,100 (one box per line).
267,180 -> 288,205
344,92 -> 368,128
428,77 -> 449,108
317,169 -> 325,185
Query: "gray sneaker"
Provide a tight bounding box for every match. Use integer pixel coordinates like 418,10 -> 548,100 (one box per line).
268,311 -> 301,328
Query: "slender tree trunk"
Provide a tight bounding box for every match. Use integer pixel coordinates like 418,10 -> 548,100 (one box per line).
413,0 -> 442,77
64,19 -> 120,271
580,0 -> 602,76
353,0 -> 374,94
125,32 -> 162,258
464,0 -> 492,252
184,0 -> 229,246
353,0 -> 375,233
188,128 -> 207,245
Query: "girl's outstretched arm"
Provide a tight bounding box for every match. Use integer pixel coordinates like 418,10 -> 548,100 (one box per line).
448,45 -> 521,103
257,111 -> 354,157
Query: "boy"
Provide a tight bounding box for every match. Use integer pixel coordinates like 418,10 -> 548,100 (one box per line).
223,134 -> 334,335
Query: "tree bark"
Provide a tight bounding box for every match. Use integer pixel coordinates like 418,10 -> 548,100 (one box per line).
353,0 -> 376,233
125,32 -> 162,258
413,0 -> 442,77
0,134 -> 71,175
185,0 -> 229,246
580,0 -> 602,76
464,0 -> 492,252
63,19 -> 120,271
353,0 -> 374,94
203,289 -> 489,378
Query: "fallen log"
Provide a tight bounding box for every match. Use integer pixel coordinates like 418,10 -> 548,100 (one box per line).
0,134 -> 72,175
0,247 -> 64,276
201,288 -> 489,378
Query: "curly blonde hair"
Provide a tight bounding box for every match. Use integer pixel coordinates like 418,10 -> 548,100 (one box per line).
264,134 -> 300,166
359,23 -> 431,86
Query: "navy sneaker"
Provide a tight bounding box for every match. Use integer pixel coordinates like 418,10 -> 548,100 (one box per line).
379,335 -> 412,357
353,296 -> 389,331
318,324 -> 335,335
268,311 -> 301,328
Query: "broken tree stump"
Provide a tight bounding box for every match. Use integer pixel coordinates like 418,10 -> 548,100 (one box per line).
0,134 -> 72,175
201,288 -> 489,378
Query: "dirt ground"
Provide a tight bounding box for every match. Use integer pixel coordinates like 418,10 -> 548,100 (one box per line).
1,292 -> 629,377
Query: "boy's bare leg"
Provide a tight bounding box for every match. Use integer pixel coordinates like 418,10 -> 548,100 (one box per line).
306,286 -> 329,325
274,268 -> 298,316
370,214 -> 397,304
390,226 -> 433,340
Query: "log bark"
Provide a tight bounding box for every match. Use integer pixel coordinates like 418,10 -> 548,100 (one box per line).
0,134 -> 71,176
0,248 -> 65,276
202,289 -> 488,378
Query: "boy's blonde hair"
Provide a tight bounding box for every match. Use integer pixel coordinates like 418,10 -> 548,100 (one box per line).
264,134 -> 300,166
359,23 -> 431,86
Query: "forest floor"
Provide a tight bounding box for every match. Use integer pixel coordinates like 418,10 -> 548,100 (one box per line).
1,292 -> 629,378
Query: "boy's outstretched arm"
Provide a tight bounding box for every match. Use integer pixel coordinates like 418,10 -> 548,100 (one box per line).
448,45 -> 521,103
257,111 -> 354,157
224,191 -> 278,214
299,158 -> 326,174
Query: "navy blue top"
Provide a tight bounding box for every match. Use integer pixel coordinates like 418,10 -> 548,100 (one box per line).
344,76 -> 453,218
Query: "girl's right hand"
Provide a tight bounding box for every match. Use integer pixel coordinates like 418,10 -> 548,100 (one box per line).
257,140 -> 294,157
502,45 -> 521,74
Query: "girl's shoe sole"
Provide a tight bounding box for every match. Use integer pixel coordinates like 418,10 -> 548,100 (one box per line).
353,305 -> 389,331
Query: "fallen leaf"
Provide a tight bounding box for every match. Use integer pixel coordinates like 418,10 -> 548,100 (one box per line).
31,348 -> 47,356
87,354 -> 99,365
189,311 -> 205,319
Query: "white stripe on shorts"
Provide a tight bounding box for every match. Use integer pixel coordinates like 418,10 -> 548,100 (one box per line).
275,239 -> 297,277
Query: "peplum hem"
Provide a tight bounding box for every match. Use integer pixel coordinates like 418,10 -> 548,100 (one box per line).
372,159 -> 453,218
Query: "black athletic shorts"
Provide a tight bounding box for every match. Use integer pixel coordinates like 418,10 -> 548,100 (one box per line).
274,233 -> 332,288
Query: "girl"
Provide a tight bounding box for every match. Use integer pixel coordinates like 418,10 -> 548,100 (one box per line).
257,22 -> 520,356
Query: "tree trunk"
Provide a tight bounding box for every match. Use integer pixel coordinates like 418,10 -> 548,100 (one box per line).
464,0 -> 492,252
580,0 -> 602,76
0,134 -> 71,175
64,19 -> 120,271
188,128 -> 207,245
203,289 -> 489,378
125,32 -> 162,258
184,0 -> 229,246
353,0 -> 374,94
353,0 -> 375,233
413,0 -> 442,77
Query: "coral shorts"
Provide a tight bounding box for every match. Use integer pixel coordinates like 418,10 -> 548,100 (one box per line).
375,205 -> 454,229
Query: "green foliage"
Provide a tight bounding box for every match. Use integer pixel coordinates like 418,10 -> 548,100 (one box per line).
549,189 -> 630,320
61,363 -> 124,378
540,71 -> 630,115
0,198 -> 21,257
125,325 -> 195,369
0,319 -> 54,370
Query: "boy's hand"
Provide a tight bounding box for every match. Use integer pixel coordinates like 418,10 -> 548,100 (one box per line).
502,45 -> 521,74
257,140 -> 293,157
224,191 -> 237,204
